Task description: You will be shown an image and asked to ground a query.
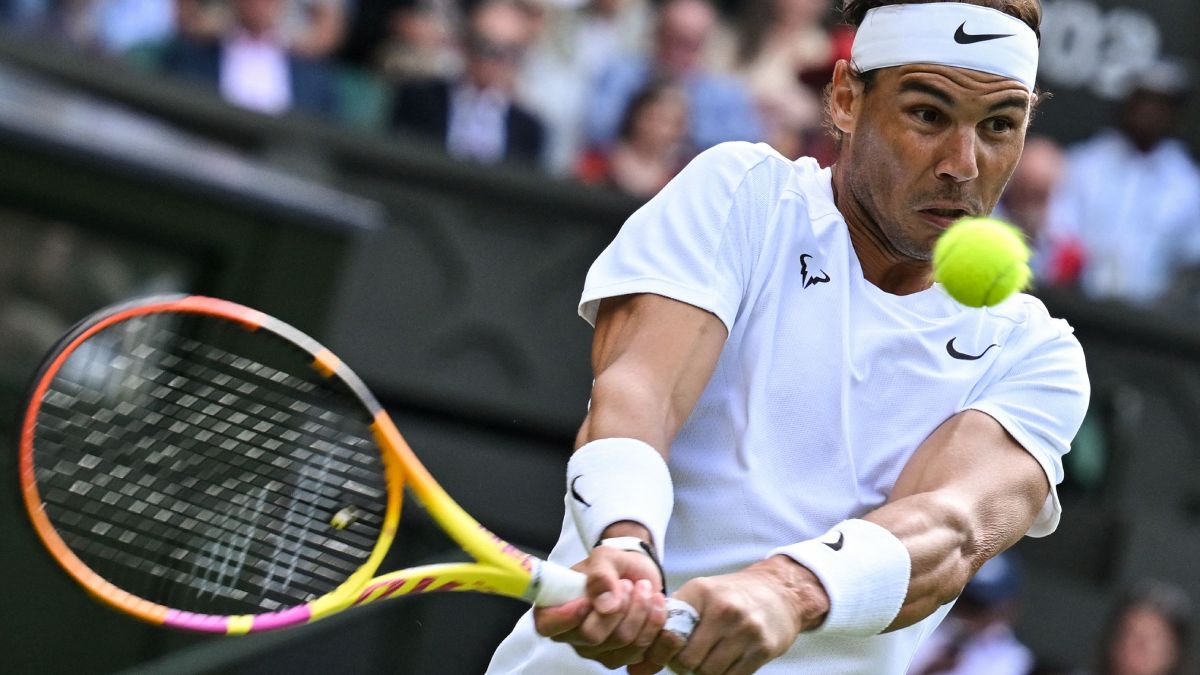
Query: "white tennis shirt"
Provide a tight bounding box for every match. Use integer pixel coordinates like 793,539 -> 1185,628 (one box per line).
488,142 -> 1090,674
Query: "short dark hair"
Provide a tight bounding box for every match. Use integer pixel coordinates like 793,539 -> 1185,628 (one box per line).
841,0 -> 1042,42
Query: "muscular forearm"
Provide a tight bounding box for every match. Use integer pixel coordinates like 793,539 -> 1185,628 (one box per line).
865,487 -> 1039,630
859,410 -> 1050,631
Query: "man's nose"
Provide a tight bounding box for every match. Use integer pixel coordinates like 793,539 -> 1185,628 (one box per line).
935,127 -> 980,183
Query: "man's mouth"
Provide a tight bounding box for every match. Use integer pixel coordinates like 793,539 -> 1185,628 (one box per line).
918,208 -> 972,229
921,208 -> 970,219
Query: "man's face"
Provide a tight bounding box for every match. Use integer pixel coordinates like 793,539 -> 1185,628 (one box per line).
1120,90 -> 1183,152
233,0 -> 284,36
834,63 -> 1033,261
1003,138 -> 1063,243
465,4 -> 530,92
654,2 -> 714,80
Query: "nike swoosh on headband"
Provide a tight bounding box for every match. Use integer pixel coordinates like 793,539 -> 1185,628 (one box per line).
954,22 -> 1015,44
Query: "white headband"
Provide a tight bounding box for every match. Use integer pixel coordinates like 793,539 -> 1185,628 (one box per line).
851,3 -> 1039,91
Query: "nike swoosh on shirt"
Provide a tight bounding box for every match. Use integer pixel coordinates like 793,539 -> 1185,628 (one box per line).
946,338 -> 999,361
954,22 -> 1015,44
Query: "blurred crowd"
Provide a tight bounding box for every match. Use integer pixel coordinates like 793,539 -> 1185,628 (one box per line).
909,554 -> 1193,675
0,0 -> 849,195
0,0 -> 1198,308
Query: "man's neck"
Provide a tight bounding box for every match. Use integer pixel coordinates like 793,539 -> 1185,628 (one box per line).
831,163 -> 934,296
235,24 -> 274,42
461,79 -> 510,101
1122,130 -> 1167,155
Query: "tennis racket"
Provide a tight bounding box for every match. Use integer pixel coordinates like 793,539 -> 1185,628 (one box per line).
19,295 -> 698,636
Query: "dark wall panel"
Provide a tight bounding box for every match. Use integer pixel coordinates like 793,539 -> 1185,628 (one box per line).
327,177 -> 627,437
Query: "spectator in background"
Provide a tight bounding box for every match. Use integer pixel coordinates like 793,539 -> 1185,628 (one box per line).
281,0 -> 349,58
0,0 -> 100,46
1099,580 -> 1192,675
175,0 -> 227,39
995,136 -> 1082,287
376,0 -> 462,82
22,0 -> 223,53
908,553 -> 1035,675
89,0 -> 177,53
725,0 -> 831,160
576,83 -> 688,198
998,136 -> 1064,248
520,0 -> 654,174
391,0 -> 546,165
1044,60 -> 1200,306
114,0 -> 348,57
159,0 -> 339,118
585,0 -> 762,157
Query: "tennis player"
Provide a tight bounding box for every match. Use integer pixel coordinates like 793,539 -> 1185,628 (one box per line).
489,1 -> 1088,673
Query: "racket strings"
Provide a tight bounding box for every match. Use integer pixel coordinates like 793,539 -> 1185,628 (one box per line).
40,335 -> 384,540
38,336 -> 374,605
43,344 -> 384,516
33,313 -> 390,615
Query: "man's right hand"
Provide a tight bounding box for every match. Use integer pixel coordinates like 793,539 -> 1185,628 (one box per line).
534,545 -> 668,669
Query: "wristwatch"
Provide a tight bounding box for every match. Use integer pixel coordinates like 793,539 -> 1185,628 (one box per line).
597,536 -> 667,593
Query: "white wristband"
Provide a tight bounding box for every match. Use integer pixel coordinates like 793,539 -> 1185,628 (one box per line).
567,438 -> 673,559
769,519 -> 911,636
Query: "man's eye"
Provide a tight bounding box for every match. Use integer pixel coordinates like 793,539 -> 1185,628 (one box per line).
915,109 -> 939,123
989,118 -> 1015,133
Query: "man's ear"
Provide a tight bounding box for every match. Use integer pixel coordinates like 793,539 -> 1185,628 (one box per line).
829,60 -> 863,137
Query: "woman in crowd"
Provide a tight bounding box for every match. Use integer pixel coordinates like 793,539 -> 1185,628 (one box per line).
576,82 -> 689,199
1099,580 -> 1192,675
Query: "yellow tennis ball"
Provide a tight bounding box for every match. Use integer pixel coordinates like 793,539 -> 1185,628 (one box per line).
933,217 -> 1032,308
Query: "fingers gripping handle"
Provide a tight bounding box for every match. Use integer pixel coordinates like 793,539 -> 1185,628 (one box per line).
532,561 -> 699,639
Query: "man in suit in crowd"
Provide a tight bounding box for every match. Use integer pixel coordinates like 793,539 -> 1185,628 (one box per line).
160,0 -> 339,119
391,0 -> 546,166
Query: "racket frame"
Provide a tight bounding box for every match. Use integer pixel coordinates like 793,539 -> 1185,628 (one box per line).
19,295 -> 564,634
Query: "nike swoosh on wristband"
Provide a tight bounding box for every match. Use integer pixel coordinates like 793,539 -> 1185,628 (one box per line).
954,22 -> 1015,44
570,475 -> 591,507
946,338 -> 999,361
823,532 -> 845,551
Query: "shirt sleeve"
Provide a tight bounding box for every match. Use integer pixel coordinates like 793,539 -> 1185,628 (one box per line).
965,309 -> 1090,537
579,142 -> 785,331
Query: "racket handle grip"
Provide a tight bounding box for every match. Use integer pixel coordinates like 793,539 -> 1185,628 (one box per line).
533,561 -> 699,639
